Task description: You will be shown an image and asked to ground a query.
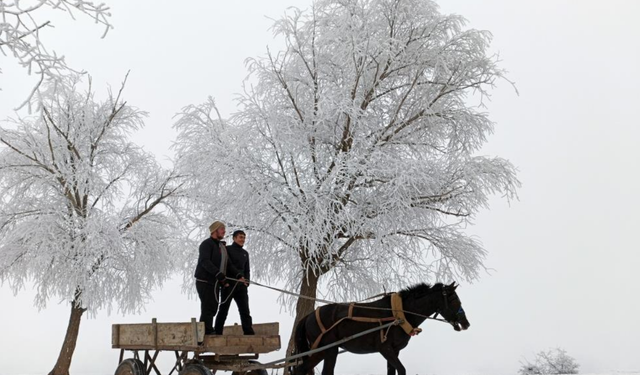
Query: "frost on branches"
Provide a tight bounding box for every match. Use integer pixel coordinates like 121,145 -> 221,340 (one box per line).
0,74 -> 184,314
0,75 -> 184,375
519,348 -> 580,375
174,0 -> 519,324
0,1 -> 112,109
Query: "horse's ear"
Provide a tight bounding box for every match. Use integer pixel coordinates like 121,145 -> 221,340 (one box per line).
450,282 -> 458,290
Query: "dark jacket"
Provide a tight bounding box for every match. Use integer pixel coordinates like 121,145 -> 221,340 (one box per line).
226,242 -> 250,282
194,237 -> 243,283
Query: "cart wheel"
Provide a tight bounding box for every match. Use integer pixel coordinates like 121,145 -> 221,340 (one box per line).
179,363 -> 212,375
114,358 -> 145,375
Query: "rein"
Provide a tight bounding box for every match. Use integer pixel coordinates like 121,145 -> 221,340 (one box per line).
226,277 -> 451,324
195,278 -> 240,305
244,320 -> 401,371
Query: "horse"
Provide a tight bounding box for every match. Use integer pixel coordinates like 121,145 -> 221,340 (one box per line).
291,282 -> 470,375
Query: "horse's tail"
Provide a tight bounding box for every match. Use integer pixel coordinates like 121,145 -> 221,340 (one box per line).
291,314 -> 311,375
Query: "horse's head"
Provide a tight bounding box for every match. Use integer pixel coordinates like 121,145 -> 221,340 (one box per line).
437,282 -> 470,331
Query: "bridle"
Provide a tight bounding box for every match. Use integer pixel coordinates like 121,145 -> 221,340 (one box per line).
433,287 -> 465,325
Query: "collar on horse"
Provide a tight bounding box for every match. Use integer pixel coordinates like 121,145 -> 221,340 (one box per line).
310,293 -> 422,349
390,293 -> 422,336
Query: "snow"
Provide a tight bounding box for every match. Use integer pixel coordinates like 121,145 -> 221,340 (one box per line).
172,0 -> 520,308
0,76 -> 184,314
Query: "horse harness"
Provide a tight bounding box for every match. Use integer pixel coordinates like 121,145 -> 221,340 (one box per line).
310,293 -> 422,349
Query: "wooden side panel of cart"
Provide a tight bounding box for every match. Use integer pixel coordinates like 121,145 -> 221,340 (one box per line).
112,318 -> 280,354
112,318 -> 204,350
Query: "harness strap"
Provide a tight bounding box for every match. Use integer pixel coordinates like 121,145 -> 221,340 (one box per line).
309,298 -> 411,349
350,316 -> 396,323
315,307 -> 327,333
391,293 -> 419,336
312,307 -> 350,350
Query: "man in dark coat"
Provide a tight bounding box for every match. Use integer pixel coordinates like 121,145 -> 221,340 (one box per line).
213,230 -> 255,335
194,221 -> 247,335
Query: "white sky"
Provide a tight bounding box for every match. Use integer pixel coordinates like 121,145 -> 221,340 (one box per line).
1,1 -> 639,375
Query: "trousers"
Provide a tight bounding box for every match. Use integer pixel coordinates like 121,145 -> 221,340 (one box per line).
196,280 -> 220,335
214,284 -> 254,335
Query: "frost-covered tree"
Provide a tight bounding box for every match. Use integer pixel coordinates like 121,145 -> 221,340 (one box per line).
519,348 -> 580,375
174,0 -> 519,349
0,0 -> 112,108
0,75 -> 183,375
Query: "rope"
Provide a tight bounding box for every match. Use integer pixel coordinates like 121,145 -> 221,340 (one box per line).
226,277 -> 449,323
243,320 -> 401,371
216,280 -> 240,305
196,279 -> 240,305
214,278 -> 451,371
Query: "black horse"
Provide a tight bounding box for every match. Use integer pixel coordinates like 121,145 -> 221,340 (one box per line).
292,282 -> 470,375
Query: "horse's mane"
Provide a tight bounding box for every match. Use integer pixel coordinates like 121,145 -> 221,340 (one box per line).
398,282 -> 444,299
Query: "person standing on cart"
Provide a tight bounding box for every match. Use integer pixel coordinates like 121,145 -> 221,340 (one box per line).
213,230 -> 255,335
194,221 -> 247,335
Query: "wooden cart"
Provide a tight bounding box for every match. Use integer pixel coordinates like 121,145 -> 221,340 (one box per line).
112,318 -> 281,375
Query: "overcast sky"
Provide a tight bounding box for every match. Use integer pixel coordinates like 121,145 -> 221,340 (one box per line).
1,1 -> 639,375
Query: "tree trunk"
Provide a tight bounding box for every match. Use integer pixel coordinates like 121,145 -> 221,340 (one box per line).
48,299 -> 86,375
284,271 -> 320,373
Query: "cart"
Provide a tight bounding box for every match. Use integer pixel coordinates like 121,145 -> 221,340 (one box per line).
112,318 -> 281,375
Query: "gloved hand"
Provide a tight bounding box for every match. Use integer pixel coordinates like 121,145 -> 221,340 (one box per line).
216,272 -> 228,286
238,277 -> 249,287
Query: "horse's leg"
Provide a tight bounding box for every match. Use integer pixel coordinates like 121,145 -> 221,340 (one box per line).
303,353 -> 324,375
387,360 -> 396,375
320,347 -> 339,375
380,348 -> 405,375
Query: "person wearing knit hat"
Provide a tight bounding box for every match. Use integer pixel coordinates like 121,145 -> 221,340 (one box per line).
194,220 -> 247,335
209,220 -> 225,234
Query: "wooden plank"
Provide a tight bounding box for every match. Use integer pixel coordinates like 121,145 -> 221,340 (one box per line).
190,318 -> 197,347
204,345 -> 281,355
201,334 -> 280,354
117,323 -> 154,347
115,344 -> 200,351
112,324 -> 120,347
221,322 -> 279,336
111,320 -> 278,353
112,320 -> 205,349
152,318 -> 158,349
157,322 -> 204,347
263,336 -> 280,347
